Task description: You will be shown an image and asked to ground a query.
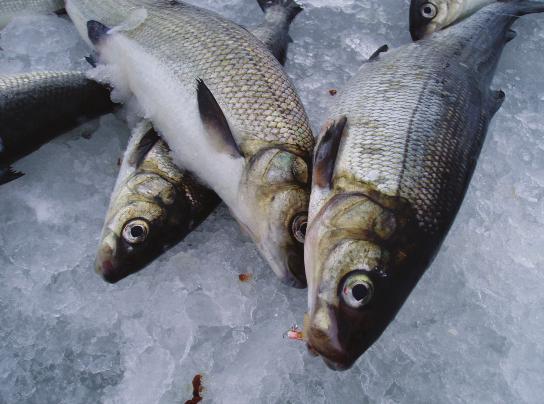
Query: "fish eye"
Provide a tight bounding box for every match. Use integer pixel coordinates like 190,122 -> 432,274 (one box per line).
291,213 -> 308,243
341,273 -> 374,308
122,219 -> 149,244
420,3 -> 438,19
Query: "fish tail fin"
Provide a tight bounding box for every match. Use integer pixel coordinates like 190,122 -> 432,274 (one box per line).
0,167 -> 24,186
256,0 -> 303,23
500,0 -> 544,15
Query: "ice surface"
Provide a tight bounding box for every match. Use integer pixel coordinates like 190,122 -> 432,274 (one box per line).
1,2 -> 544,403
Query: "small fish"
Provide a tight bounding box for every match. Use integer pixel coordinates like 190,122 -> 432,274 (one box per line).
304,1 -> 544,370
0,71 -> 113,185
409,0 -> 495,40
0,0 -> 65,28
96,121 -> 221,283
67,0 -> 313,287
95,0 -> 305,283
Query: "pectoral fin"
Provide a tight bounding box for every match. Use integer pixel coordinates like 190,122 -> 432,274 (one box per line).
197,79 -> 242,158
313,116 -> 347,189
487,90 -> 505,117
128,128 -> 160,167
87,20 -> 111,46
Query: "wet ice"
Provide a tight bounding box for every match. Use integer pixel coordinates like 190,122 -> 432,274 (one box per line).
1,1 -> 544,403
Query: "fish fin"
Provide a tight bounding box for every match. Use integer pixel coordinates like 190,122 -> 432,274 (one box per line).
368,45 -> 389,62
487,90 -> 505,117
257,0 -> 303,23
128,128 -> 160,167
313,116 -> 347,189
502,1 -> 544,15
0,167 -> 25,186
85,54 -> 97,68
505,29 -> 517,42
54,8 -> 67,16
87,20 -> 111,46
196,79 -> 242,158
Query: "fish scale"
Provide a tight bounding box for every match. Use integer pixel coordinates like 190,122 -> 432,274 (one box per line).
330,38 -> 487,234
69,0 -> 313,156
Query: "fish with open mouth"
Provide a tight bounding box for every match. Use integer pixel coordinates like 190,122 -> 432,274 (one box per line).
304,0 -> 544,370
95,0 -> 305,283
0,0 -> 65,28
409,0 -> 495,39
0,70 -> 113,185
66,0 -> 314,288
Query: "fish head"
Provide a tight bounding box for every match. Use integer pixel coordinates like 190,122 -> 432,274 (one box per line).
304,192 -> 419,369
409,0 -> 460,40
240,147 -> 310,288
96,172 -> 190,283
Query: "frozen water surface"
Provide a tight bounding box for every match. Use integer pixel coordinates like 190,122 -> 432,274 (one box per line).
1,1 -> 544,403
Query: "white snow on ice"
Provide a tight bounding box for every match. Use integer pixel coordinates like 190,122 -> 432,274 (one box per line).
0,1 -> 544,403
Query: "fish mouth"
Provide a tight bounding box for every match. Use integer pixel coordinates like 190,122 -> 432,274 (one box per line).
306,338 -> 358,371
95,239 -> 129,284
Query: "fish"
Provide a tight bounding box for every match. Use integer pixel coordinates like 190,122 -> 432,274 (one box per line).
0,70 -> 114,185
95,0 -> 304,283
66,0 -> 314,288
304,0 -> 544,370
0,0 -> 65,28
409,0 -> 495,40
96,121 -> 221,283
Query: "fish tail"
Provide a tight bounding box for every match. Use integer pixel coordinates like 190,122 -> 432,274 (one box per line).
256,0 -> 303,23
499,0 -> 544,15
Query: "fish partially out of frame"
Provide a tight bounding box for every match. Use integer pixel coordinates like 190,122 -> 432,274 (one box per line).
304,1 -> 544,370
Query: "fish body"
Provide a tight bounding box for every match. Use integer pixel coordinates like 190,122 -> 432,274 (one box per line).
305,1 -> 544,369
410,0 -> 495,39
97,121 -> 221,283
95,0 -> 305,283
0,71 -> 113,184
0,0 -> 65,28
67,0 -> 314,287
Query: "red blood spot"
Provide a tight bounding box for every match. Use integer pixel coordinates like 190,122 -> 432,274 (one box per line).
185,374 -> 204,404
238,273 -> 252,282
101,260 -> 114,272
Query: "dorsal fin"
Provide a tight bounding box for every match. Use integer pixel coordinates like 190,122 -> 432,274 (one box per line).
196,79 -> 242,158
87,20 -> 111,45
368,45 -> 389,61
313,116 -> 347,188
128,128 -> 160,167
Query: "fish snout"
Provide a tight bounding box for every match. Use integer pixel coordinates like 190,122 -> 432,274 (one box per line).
305,306 -> 361,370
95,237 -> 125,283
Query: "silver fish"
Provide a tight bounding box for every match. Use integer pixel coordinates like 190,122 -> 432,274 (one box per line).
409,0 -> 495,40
304,1 -> 544,369
0,0 -> 65,28
66,0 -> 314,287
0,70 -> 113,184
96,121 -> 221,283
95,0 -> 305,283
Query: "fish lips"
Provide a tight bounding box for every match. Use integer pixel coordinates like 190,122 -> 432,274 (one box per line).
305,303 -> 378,371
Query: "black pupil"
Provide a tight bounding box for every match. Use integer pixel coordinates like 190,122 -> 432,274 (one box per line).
130,225 -> 145,238
424,6 -> 432,15
299,222 -> 307,236
352,284 -> 368,301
